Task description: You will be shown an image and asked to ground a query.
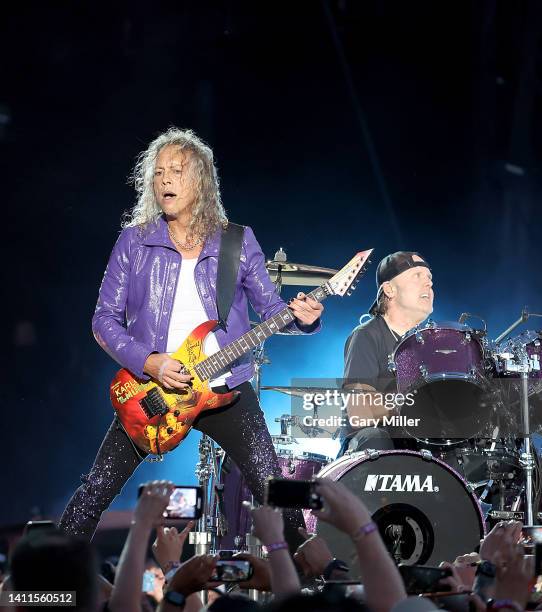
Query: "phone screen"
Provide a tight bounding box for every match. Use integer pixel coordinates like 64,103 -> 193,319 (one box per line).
399,565 -> 452,595
210,560 -> 253,582
164,486 -> 201,519
137,485 -> 202,519
142,570 -> 155,592
265,478 -> 323,509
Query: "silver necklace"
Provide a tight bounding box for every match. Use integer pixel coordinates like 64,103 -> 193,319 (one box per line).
168,226 -> 202,250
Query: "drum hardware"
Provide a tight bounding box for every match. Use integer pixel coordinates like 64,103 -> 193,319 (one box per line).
189,433 -> 235,589
385,524 -> 405,563
495,312 -> 542,525
215,483 -> 228,538
490,510 -> 525,521
388,355 -> 397,373
271,434 -> 297,446
511,488 -> 525,512
458,313 -> 488,336
274,414 -> 298,438
494,308 -> 531,345
263,385 -> 342,397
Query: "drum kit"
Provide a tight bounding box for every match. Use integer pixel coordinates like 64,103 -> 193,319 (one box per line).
189,249 -> 542,576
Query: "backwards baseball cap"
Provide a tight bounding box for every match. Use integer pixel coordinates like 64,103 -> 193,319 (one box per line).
369,251 -> 431,315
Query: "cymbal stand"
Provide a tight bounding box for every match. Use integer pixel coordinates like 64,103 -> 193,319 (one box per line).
189,434 -> 219,605
495,309 -> 542,524
499,339 -> 536,523
519,349 -> 535,525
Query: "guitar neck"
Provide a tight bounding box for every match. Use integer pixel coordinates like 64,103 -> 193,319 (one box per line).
193,286 -> 328,383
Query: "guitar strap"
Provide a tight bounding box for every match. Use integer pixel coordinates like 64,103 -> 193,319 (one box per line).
216,222 -> 245,331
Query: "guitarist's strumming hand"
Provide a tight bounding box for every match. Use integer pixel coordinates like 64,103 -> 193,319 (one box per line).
143,353 -> 193,390
289,292 -> 323,326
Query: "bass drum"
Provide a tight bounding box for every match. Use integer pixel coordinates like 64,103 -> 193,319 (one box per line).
312,450 -> 486,576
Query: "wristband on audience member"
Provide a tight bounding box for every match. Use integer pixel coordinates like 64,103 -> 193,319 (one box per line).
265,541 -> 288,553
164,561 -> 182,583
351,521 -> 378,542
475,560 -> 496,578
487,599 -> 523,612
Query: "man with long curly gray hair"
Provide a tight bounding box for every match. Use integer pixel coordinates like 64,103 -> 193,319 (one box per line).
59,127 -> 323,549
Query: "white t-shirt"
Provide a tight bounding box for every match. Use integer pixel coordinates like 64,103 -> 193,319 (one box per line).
166,258 -> 231,387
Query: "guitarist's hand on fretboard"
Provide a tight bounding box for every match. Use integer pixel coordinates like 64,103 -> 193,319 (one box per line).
288,291 -> 324,326
143,353 -> 193,390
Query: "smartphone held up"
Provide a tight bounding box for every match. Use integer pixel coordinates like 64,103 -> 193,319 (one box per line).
265,477 -> 323,510
137,484 -> 203,520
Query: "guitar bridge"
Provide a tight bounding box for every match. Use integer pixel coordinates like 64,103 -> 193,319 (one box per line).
139,387 -> 169,418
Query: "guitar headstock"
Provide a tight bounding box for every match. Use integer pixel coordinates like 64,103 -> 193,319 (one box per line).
326,249 -> 374,297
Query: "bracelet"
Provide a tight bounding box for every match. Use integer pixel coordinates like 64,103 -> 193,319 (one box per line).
265,541 -> 288,553
351,521 -> 378,542
487,599 -> 523,612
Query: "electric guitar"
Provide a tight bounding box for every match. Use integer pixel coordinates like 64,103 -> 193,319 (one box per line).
110,249 -> 373,455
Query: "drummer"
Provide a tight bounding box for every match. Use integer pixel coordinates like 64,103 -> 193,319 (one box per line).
338,251 -> 434,456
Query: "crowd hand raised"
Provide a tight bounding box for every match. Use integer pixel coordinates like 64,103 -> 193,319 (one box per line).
288,292 -> 323,326
144,353 -> 193,390
242,502 -> 285,547
233,553 -> 272,591
479,521 -> 523,564
166,554 -> 218,597
452,552 -> 481,589
152,521 -> 195,571
134,481 -> 176,528
312,478 -> 371,537
438,561 -> 468,593
493,536 -> 534,609
294,528 -> 333,578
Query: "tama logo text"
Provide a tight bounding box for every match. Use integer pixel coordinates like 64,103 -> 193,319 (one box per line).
364,474 -> 438,492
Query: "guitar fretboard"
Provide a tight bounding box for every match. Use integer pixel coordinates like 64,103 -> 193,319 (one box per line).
193,286 -> 327,382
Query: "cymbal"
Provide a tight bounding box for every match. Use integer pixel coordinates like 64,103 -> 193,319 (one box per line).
262,386 -> 341,397
265,259 -> 338,286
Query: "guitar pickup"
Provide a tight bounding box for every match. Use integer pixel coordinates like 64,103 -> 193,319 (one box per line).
139,387 -> 169,418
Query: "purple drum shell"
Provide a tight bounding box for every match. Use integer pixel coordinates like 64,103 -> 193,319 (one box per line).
276,451 -> 330,480
394,325 -> 485,393
307,450 -> 486,573
214,460 -> 253,551
392,324 -> 489,441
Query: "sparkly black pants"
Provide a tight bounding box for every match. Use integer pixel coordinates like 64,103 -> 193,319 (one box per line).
58,382 -> 304,548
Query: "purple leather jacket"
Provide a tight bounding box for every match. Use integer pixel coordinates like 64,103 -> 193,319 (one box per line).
92,216 -> 320,389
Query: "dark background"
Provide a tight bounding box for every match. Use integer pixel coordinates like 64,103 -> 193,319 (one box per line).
1,0 -> 541,525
